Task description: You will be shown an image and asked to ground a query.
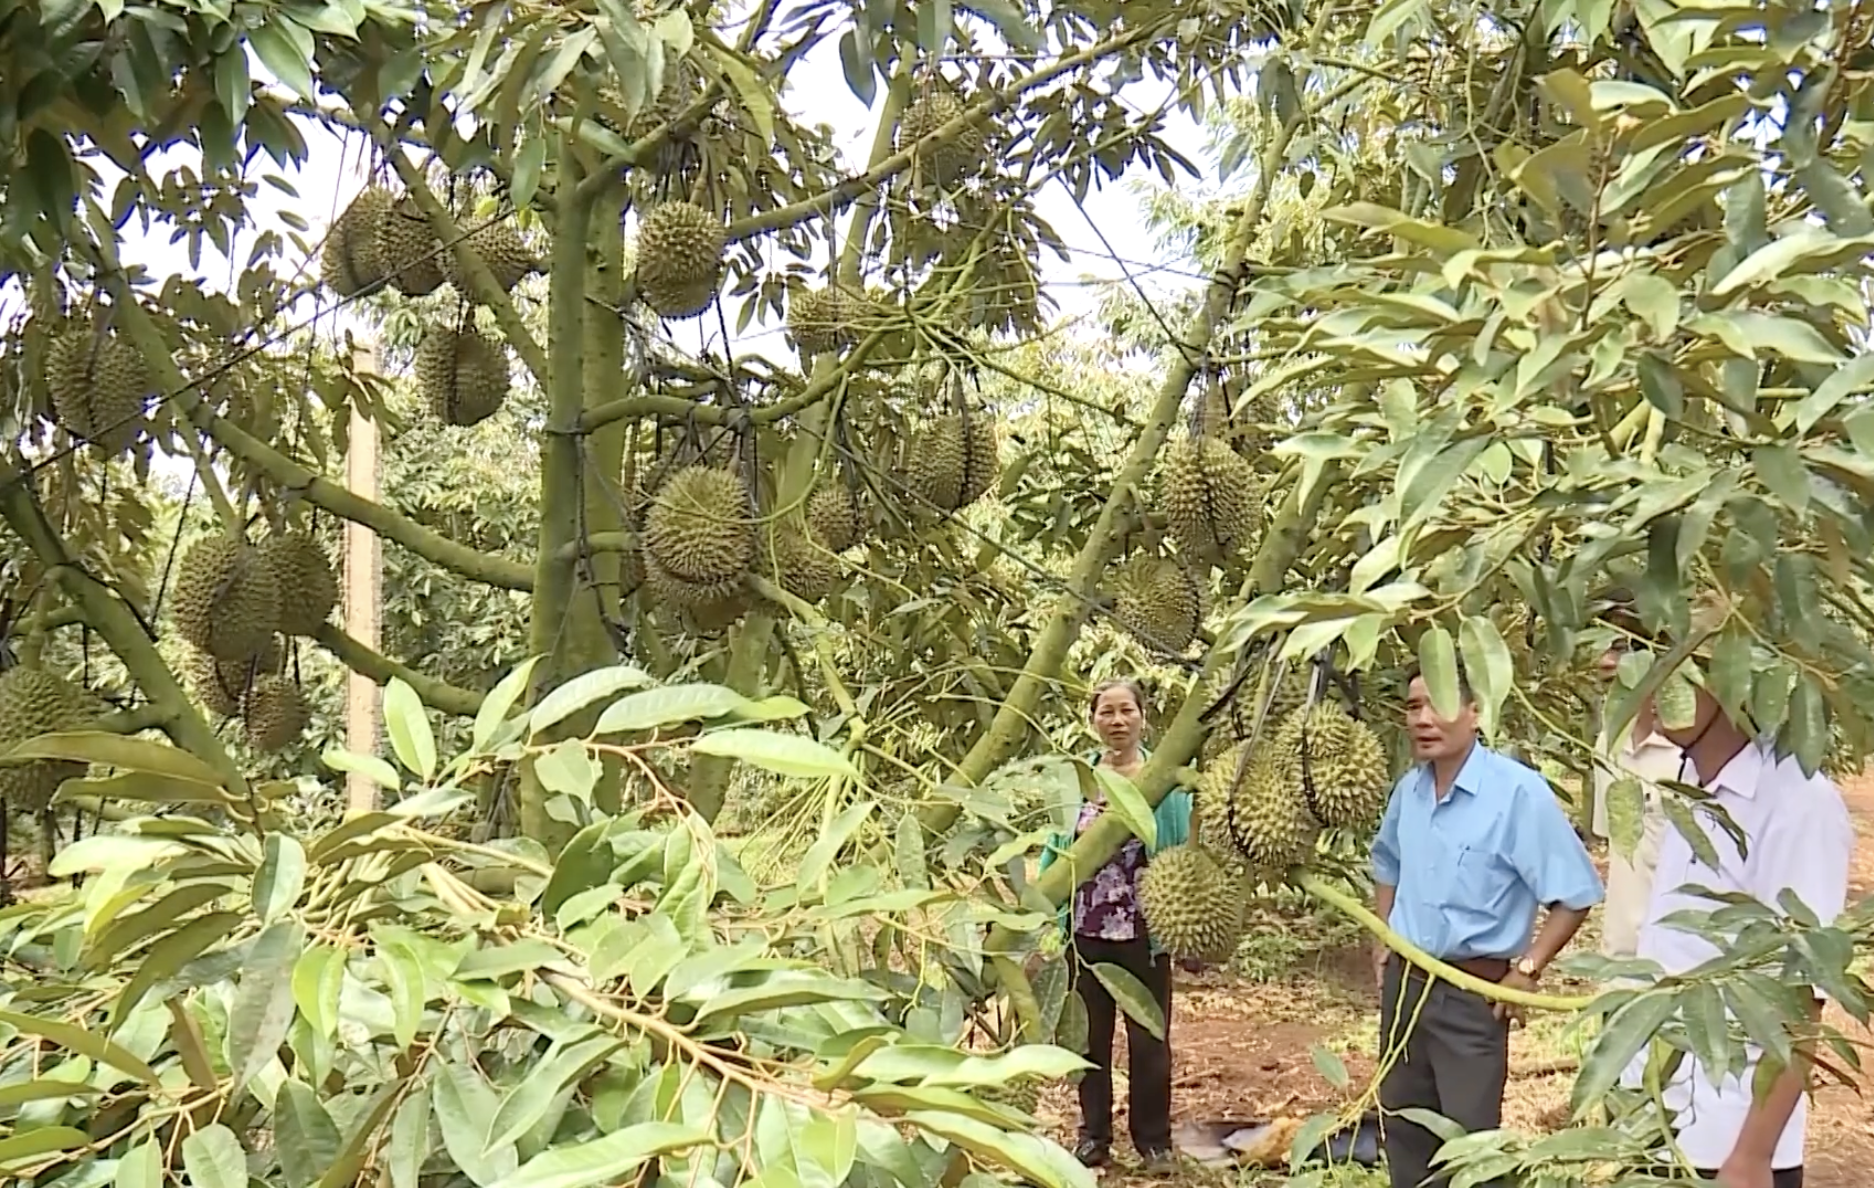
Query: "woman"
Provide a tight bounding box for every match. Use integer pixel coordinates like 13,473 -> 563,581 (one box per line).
1037,678 -> 1195,1173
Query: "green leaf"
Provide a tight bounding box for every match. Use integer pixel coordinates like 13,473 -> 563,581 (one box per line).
180,1124 -> 248,1188
690,970 -> 883,1029
383,678 -> 438,780
292,944 -> 345,1040
253,833 -> 307,924
487,1032 -> 627,1153
436,1060 -> 521,1187
115,1140 -> 162,1188
797,800 -> 878,892
1456,615 -> 1512,738
1571,991 -> 1680,1115
109,911 -> 244,1030
1604,777 -> 1645,861
0,1080 -> 100,1107
1793,160 -> 1874,237
1417,625 -> 1461,719
387,1085 -> 430,1188
690,728 -> 858,780
595,683 -> 751,734
1752,443 -> 1810,512
484,1122 -> 712,1188
3,730 -> 226,787
56,771 -> 235,806
455,938 -> 570,982
1090,766 -> 1156,849
247,20 -> 317,101
1089,962 -> 1164,1041
227,921 -> 304,1094
510,135 -> 548,212
713,52 -> 776,144
1309,1043 -> 1350,1089
276,1078 -> 342,1188
531,665 -> 654,734
0,1010 -> 159,1084
894,811 -> 928,889
321,748 -> 403,792
0,1126 -> 89,1165
46,834 -> 185,879
1793,353 -> 1874,435
474,657 -> 542,752
902,1111 -> 1094,1188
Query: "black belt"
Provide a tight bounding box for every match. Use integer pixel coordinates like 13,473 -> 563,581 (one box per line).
1393,953 -> 1510,983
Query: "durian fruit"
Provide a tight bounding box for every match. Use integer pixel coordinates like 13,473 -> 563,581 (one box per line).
1222,745 -> 1320,873
807,485 -> 865,553
320,187 -> 392,297
171,535 -> 283,663
762,522 -> 842,606
1194,744 -> 1247,855
905,414 -> 998,513
0,667 -> 93,814
189,636 -> 285,718
43,325 -> 152,454
1137,843 -> 1251,962
976,1076 -> 1043,1116
635,202 -> 726,319
1110,556 -> 1203,653
786,286 -> 854,356
440,219 -> 539,295
895,91 -> 985,186
242,674 -> 310,752
415,325 -> 511,427
642,550 -> 752,634
1272,704 -> 1392,829
372,195 -> 447,297
643,466 -> 755,586
1229,666 -> 1309,741
1160,434 -> 1261,566
257,534 -> 338,637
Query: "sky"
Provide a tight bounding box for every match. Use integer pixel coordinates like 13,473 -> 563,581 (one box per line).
99,28 -> 1214,380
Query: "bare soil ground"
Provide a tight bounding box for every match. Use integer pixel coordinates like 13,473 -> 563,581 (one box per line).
1043,776 -> 1874,1187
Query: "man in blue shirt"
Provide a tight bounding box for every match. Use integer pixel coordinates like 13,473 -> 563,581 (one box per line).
1370,664 -> 1604,1188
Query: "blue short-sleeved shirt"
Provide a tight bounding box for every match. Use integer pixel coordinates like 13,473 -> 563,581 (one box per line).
1369,743 -> 1604,961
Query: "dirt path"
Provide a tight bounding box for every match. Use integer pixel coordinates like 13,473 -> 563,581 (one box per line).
1045,775 -> 1874,1186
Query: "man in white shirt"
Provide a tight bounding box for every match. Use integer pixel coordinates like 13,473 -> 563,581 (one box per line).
1626,655 -> 1854,1188
1590,628 -> 1681,961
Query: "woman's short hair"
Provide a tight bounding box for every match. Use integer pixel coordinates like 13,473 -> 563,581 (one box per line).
1089,677 -> 1149,717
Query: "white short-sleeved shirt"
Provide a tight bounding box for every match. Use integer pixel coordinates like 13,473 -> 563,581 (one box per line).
1621,743 -> 1854,1171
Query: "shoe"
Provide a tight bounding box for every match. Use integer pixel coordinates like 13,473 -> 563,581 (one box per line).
1138,1148 -> 1178,1175
1073,1139 -> 1109,1168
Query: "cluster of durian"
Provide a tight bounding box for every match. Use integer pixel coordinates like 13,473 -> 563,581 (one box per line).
0,666 -> 99,815
1157,390 -> 1263,568
894,90 -> 986,187
634,201 -> 728,320
171,531 -> 336,752
1187,702 -> 1391,890
414,323 -> 511,428
1109,555 -> 1205,654
321,187 -> 540,302
42,321 -> 155,456
638,467 -> 858,633
905,412 -> 999,514
785,284 -> 885,357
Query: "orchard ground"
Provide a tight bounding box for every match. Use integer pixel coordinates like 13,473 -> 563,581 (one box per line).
1044,775 -> 1874,1188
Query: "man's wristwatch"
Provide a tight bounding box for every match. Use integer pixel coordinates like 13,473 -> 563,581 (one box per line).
1515,956 -> 1541,979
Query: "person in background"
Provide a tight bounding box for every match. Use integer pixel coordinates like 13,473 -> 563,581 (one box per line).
1037,677 -> 1194,1175
1370,664 -> 1603,1188
1625,629 -> 1853,1188
1590,592 -> 1681,963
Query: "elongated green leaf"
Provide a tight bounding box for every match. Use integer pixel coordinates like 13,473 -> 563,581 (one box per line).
691,728 -> 858,780
1417,625 -> 1461,720
487,1033 -> 626,1153
1571,992 -> 1680,1114
0,1010 -> 159,1083
435,1061 -> 521,1187
531,665 -> 654,734
109,911 -> 244,1030
321,749 -> 403,791
903,1111 -> 1094,1188
1792,353 -> 1874,435
1457,615 -> 1512,738
276,1078 -> 342,1188
228,921 -> 305,1094
691,971 -> 882,1029
796,800 -> 878,892
0,1125 -> 89,1164
387,1085 -> 431,1188
1090,767 -> 1156,850
316,1085 -> 403,1188
3,730 -> 226,786
485,1122 -> 711,1188
595,683 -> 749,734
292,944 -> 345,1040
475,657 -> 542,751
115,1139 -> 162,1188
383,678 -> 438,780
0,1080 -> 100,1107
180,1123 -> 247,1188
56,771 -> 235,805
254,833 -> 307,923
1089,962 -> 1164,1041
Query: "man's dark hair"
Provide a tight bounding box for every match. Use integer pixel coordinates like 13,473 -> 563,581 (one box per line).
1402,661 -> 1475,704
1592,585 -> 1654,642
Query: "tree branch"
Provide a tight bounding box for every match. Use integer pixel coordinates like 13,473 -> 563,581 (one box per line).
311,624 -> 483,717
